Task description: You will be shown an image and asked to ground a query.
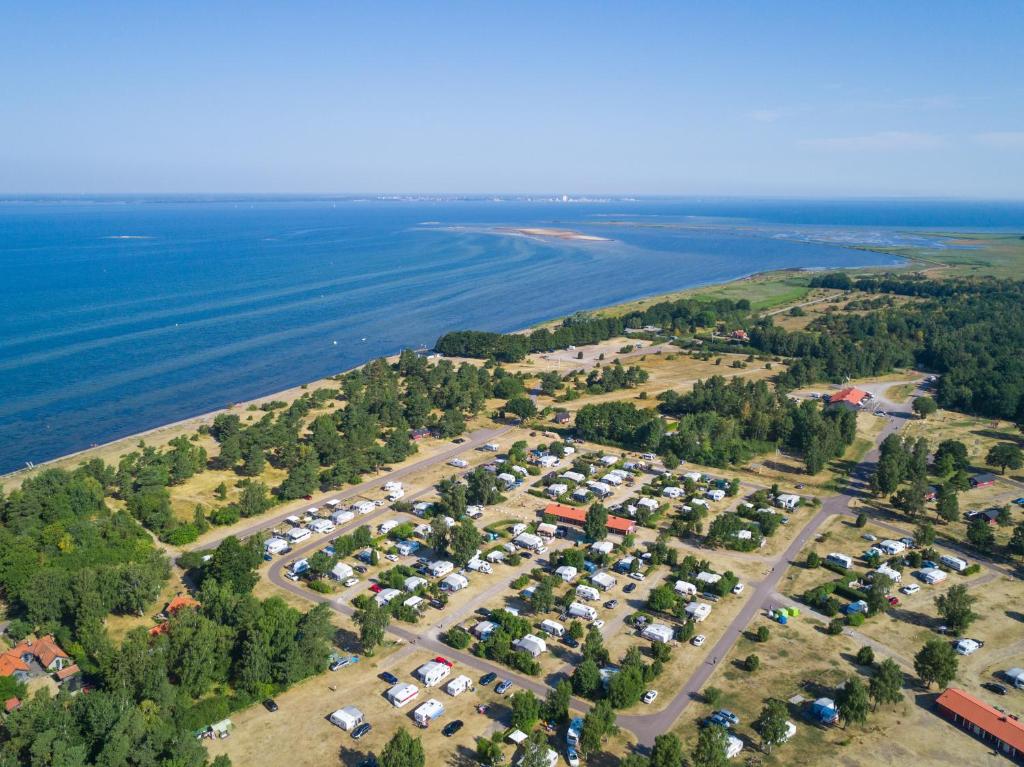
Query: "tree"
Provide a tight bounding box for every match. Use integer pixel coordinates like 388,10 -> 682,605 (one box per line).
934,440 -> 969,474
449,517 -> 482,567
806,551 -> 821,568
936,485 -> 959,523
354,599 -> 391,653
914,521 -> 936,548
703,686 -> 722,706
854,512 -> 867,528
380,729 -> 425,767
915,639 -> 959,688
1009,522 -> 1024,558
691,723 -> 728,767
205,536 -> 262,593
650,734 -> 684,767
543,679 -> 572,725
572,658 -> 600,697
531,580 -> 555,614
521,731 -> 553,767
869,658 -> 905,710
510,690 -> 542,731
835,676 -> 870,728
477,737 -> 504,767
856,646 -> 875,667
579,700 -> 616,755
754,699 -> 789,754
967,517 -> 996,552
912,396 -> 938,419
987,443 -> 1024,475
744,654 -> 760,672
505,396 -> 538,420
582,627 -> 609,666
241,444 -> 266,476
935,584 -> 978,633
756,625 -> 771,642
584,503 -> 609,541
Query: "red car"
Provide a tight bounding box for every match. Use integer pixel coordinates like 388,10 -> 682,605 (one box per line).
887,596 -> 900,606
434,656 -> 453,667
304,495 -> 313,500
369,583 -> 382,593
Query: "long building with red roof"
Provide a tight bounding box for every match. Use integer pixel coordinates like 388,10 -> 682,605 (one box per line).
936,687 -> 1024,762
543,503 -> 636,534
826,387 -> 870,410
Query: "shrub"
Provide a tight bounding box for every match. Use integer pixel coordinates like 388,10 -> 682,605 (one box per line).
806,551 -> 821,568
827,618 -> 845,635
443,626 -> 471,650
704,686 -> 722,706
163,524 -> 199,546
756,626 -> 770,642
856,646 -> 875,666
745,654 -> 760,672
847,612 -> 865,627
308,580 -> 334,594
855,513 -> 867,528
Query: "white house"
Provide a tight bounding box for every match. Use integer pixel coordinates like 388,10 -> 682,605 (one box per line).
637,498 -> 659,512
514,532 -> 544,551
546,483 -> 568,498
353,500 -> 376,515
776,494 -> 801,510
588,481 -> 612,498
498,472 -> 517,488
572,488 -> 590,502
540,619 -> 565,637
940,554 -> 969,572
404,575 -> 428,592
602,473 -> 623,486
826,553 -> 854,570
441,573 -> 469,592
538,455 -> 560,469
555,565 -> 578,582
286,527 -> 311,543
695,571 -> 721,587
561,471 -> 586,484
403,595 -> 425,611
486,550 -> 506,564
662,486 -> 683,499
378,519 -> 401,536
428,560 -> 455,578
674,580 -> 697,596
397,540 -> 421,556
415,661 -> 451,687
590,541 -> 614,556
568,602 -> 597,621
466,505 -> 484,518
329,706 -> 364,730
331,509 -> 355,525
514,634 -> 548,657
726,734 -> 744,759
537,522 -> 558,538
384,481 -> 403,494
512,465 -> 529,476
641,623 -> 675,644
446,675 -> 472,696
375,588 -> 402,606
473,620 -> 498,639
412,699 -> 446,726
329,562 -> 354,581
874,564 -> 902,584
878,539 -> 907,555
685,602 -> 712,622
591,571 -> 617,591
264,537 -> 289,556
920,567 -> 947,584
386,683 -> 420,707
683,471 -> 703,483
706,489 -> 726,502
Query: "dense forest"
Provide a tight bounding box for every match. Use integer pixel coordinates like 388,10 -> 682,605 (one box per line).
0,468 -> 334,767
760,275 -> 1024,423
435,297 -> 754,361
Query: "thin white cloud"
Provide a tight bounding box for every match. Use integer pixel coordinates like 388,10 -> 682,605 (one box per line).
973,131 -> 1024,149
800,131 -> 945,151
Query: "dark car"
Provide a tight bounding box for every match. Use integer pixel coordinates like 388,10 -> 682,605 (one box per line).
442,720 -> 464,737
604,599 -> 619,609
351,723 -> 373,740
985,682 -> 1009,695
453,437 -> 466,444
480,672 -> 497,686
561,635 -> 579,648
624,582 -> 637,594
380,672 -> 399,685
357,757 -> 378,767
262,699 -> 278,712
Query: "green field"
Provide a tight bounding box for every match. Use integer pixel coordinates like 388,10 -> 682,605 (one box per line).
854,232 -> 1024,279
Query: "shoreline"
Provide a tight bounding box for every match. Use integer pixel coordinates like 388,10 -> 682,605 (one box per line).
0,256 -> 914,486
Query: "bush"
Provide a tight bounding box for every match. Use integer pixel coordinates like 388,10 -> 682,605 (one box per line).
209,506 -> 241,526
847,612 -> 865,627
704,686 -> 722,706
163,524 -> 199,546
308,580 -> 334,594
443,627 -> 471,650
806,551 -> 820,568
756,626 -> 770,643
856,646 -> 875,666
855,513 -> 867,528
963,564 -> 982,576
827,618 -> 845,635
744,654 -> 760,672
821,561 -> 851,578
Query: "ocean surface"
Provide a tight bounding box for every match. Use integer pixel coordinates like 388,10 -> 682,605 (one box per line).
2,196 -> 1022,474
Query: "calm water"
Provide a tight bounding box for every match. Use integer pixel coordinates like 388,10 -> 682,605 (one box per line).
1,197 -> 1021,473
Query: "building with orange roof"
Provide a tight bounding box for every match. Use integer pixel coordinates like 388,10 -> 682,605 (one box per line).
826,387 -> 869,411
0,654 -> 30,681
4,697 -> 20,714
0,634 -> 71,681
543,503 -> 636,535
936,687 -> 1024,761
165,595 -> 200,615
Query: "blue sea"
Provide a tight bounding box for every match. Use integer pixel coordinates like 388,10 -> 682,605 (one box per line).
2,196 -> 1022,474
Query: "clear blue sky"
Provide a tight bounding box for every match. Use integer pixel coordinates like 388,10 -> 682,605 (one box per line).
3,2 -> 1022,197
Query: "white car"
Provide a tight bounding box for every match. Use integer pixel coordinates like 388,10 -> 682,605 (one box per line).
862,533 -> 878,542
386,553 -> 399,562
344,577 -> 359,587
900,584 -> 920,595
592,619 -> 605,630
642,690 -> 658,704
692,635 -> 706,647
732,583 -> 744,595
629,572 -> 646,582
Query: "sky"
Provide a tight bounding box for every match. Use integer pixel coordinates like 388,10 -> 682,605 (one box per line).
2,2 -> 1022,197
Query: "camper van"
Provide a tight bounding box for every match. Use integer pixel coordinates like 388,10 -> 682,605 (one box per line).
940,554 -> 968,572
541,619 -> 565,638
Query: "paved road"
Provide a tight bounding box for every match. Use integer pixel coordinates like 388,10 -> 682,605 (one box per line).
196,425 -> 513,550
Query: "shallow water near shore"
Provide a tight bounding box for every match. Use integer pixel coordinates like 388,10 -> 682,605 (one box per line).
1,196 -> 1020,472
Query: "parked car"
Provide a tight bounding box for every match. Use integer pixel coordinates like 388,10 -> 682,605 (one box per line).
562,635 -> 579,648
262,699 -> 278,712
901,584 -> 920,595
732,583 -> 744,595
624,583 -> 637,594
351,723 -> 373,740
480,672 -> 497,686
629,572 -> 646,582
386,553 -> 399,562
642,690 -> 658,704
716,710 -> 740,726
604,599 -> 619,609
985,682 -> 1009,695
692,635 -> 706,647
344,577 -> 359,587
495,680 -> 513,694
566,747 -> 581,767
442,720 -> 464,737
862,533 -> 878,542
330,655 -> 359,671
593,620 -> 605,629
380,672 -> 399,684
887,596 -> 900,606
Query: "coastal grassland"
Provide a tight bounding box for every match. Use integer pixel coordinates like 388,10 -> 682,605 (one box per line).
855,232 -> 1024,279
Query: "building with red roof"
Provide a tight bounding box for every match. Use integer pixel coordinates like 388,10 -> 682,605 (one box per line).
4,697 -> 21,714
0,635 -> 71,681
936,687 -> 1024,761
826,387 -> 869,410
543,503 -> 636,535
